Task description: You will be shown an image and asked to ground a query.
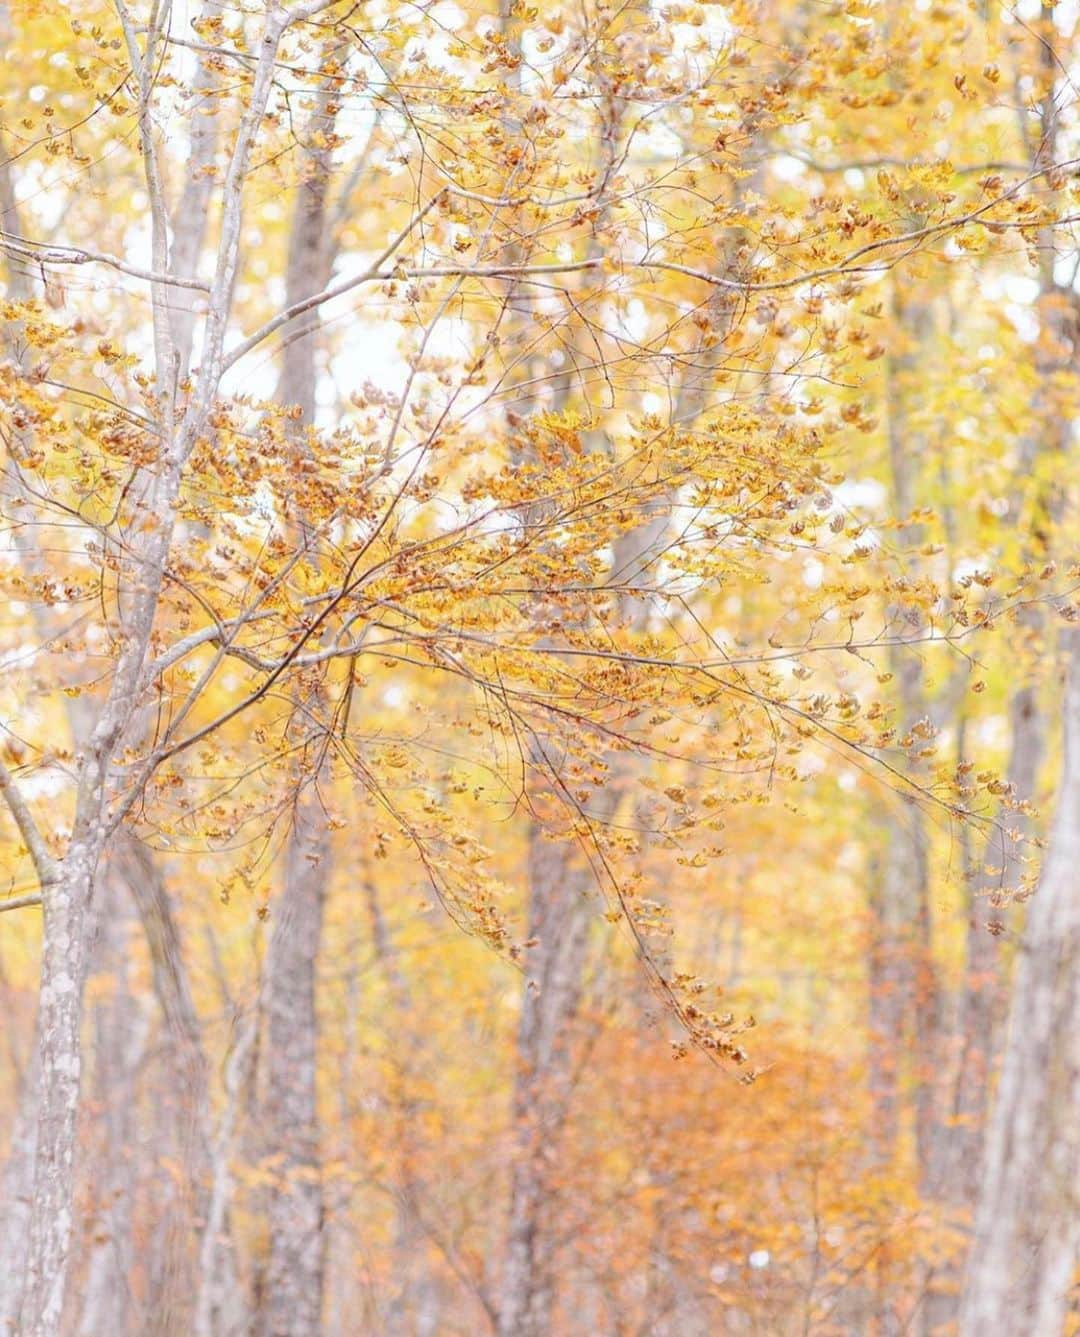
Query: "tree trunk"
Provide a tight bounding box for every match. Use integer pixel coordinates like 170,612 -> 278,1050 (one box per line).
15,11 -> 292,1325
499,828 -> 592,1337
0,1038 -> 39,1333
942,676 -> 1043,1207
169,0 -> 224,380
494,10 -> 595,1325
958,631 -> 1080,1335
258,795 -> 329,1336
253,56 -> 340,1333
19,848 -> 98,1336
929,23 -> 1070,1324
867,285 -> 938,1183
117,836 -> 212,1335
194,1010 -> 257,1337
75,874 -> 150,1337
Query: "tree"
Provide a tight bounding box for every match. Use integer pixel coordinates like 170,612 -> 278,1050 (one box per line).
0,2 -> 1075,1332
959,630 -> 1079,1334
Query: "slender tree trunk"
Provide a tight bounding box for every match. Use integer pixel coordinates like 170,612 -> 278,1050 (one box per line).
958,631 -> 1080,1335
495,10 -> 616,1321
75,873 -> 150,1337
0,1039 -> 39,1333
169,0 -> 224,379
0,106 -> 46,1336
254,57 -> 341,1334
500,825 -> 592,1337
15,12 -> 292,1326
928,23 -> 1071,1325
496,14 -> 750,1323
494,8 -> 594,1320
194,1011 -> 258,1337
20,847 -> 98,1336
2,16 -> 219,1322
258,801 -> 329,1335
117,836 -> 212,1335
868,285 -> 939,1183
941,678 -> 1044,1205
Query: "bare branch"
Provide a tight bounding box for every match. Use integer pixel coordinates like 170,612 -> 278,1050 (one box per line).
766,150 -> 1030,176
0,759 -> 60,888
222,187 -> 449,373
0,892 -> 42,913
0,231 -> 209,291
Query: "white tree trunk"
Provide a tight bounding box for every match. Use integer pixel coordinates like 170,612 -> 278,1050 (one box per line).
959,631 -> 1080,1335
20,849 -> 98,1336
76,874 -> 149,1337
0,1038 -> 39,1333
14,11 -> 294,1327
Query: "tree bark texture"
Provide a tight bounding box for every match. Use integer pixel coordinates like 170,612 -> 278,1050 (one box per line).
959,632 -> 1080,1336
254,56 -> 340,1333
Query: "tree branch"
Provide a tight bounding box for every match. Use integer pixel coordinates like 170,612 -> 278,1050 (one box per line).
0,758 -> 60,888
219,155 -> 1079,374
222,186 -> 449,372
0,231 -> 209,291
0,893 -> 42,913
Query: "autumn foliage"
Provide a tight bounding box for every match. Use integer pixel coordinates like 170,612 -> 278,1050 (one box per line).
0,0 -> 1077,1333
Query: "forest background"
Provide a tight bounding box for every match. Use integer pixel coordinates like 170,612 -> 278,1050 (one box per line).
0,0 -> 1077,1333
